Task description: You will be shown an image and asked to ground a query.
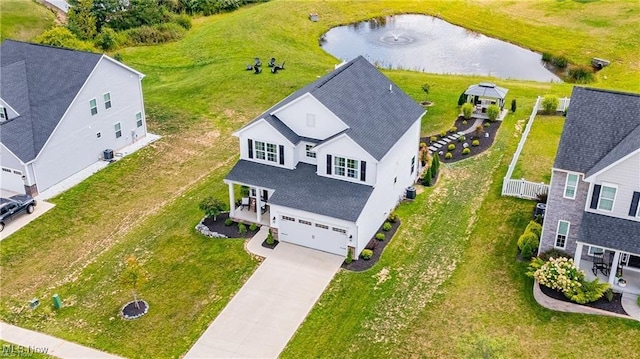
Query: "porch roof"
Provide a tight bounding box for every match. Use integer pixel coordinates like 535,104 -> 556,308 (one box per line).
225,160 -> 373,222
578,212 -> 640,255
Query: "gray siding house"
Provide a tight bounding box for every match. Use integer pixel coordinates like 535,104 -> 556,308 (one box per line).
0,40 -> 147,196
539,87 -> 640,290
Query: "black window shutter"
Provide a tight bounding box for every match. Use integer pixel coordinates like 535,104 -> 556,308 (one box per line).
248,139 -> 253,159
326,155 -> 332,175
590,184 -> 601,209
279,145 -> 285,165
629,191 -> 640,216
360,161 -> 367,182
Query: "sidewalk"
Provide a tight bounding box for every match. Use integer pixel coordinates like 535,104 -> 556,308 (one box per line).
0,322 -> 122,359
244,226 -> 272,258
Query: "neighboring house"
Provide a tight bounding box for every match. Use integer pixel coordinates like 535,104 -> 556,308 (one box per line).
224,56 -> 425,257
0,40 -> 147,196
539,87 -> 640,288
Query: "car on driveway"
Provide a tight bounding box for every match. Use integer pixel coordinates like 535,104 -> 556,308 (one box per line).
0,194 -> 37,232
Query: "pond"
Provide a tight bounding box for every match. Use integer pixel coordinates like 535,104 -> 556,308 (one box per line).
321,14 -> 561,82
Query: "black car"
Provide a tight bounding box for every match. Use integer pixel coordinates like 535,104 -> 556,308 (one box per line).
0,194 -> 37,232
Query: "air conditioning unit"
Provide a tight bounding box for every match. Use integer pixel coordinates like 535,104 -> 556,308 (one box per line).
103,149 -> 114,160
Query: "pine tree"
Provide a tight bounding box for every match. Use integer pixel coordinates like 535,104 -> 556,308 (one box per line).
431,153 -> 440,179
68,0 -> 97,40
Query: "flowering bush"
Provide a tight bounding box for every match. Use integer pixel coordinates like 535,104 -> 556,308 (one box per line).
531,257 -> 584,295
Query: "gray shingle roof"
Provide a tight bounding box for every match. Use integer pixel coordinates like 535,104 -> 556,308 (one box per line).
554,87 -> 640,174
247,56 -> 425,160
464,82 -> 508,99
225,160 -> 373,222
578,212 -> 640,255
0,40 -> 102,162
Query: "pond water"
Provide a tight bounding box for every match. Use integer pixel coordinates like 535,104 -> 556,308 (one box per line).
321,14 -> 561,82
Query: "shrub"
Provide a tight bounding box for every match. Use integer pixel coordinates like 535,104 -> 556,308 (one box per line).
447,144 -> 456,151
95,27 -> 126,51
375,233 -> 385,241
457,93 -> 467,106
439,131 -> 447,138
462,120 -> 467,125
431,152 -> 440,176
224,218 -> 233,226
123,23 -> 186,45
511,99 -> 517,113
422,167 -> 433,186
266,229 -> 275,245
541,52 -> 552,62
458,135 -> 466,142
345,249 -> 353,264
529,257 -> 584,295
420,142 -> 427,150
517,232 -> 539,260
35,27 -> 97,52
568,66 -> 594,83
538,248 -> 571,261
551,55 -> 568,68
567,278 -> 610,304
249,223 -> 258,231
461,103 -> 474,119
172,13 -> 192,29
542,95 -> 559,115
382,222 -> 392,231
605,288 -> 613,302
429,136 -> 438,142
445,152 -> 453,159
525,221 -> 542,238
472,139 -> 480,146
449,126 -> 458,133
361,249 -> 373,260
484,122 -> 491,127
199,197 -> 227,221
487,104 -> 500,121
238,223 -> 247,234
461,148 -> 471,155
387,212 -> 399,223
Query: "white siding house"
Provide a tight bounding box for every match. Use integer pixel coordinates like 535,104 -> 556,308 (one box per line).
0,40 -> 147,196
224,56 -> 425,258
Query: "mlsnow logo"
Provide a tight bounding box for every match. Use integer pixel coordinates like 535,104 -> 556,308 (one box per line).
1,344 -> 48,357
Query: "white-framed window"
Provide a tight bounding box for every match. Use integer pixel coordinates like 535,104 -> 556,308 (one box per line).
136,112 -> 143,127
96,132 -> 101,138
114,122 -> 122,138
254,141 -> 277,163
306,144 -> 316,158
266,143 -> 277,162
588,246 -> 604,257
281,215 -> 295,222
597,184 -> 617,211
411,156 -> 416,174
563,173 -> 579,199
306,113 -> 316,127
554,220 -> 570,249
89,99 -> 98,116
334,156 -> 358,179
103,92 -> 111,109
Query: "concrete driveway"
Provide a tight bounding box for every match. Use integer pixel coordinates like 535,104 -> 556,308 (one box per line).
185,242 -> 343,358
0,201 -> 55,241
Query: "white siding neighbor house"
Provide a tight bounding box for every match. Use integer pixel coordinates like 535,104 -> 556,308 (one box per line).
0,40 -> 147,196
539,87 -> 640,293
224,56 -> 425,258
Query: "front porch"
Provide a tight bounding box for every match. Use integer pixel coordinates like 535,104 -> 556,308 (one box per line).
231,205 -> 271,226
225,181 -> 273,227
576,244 -> 640,295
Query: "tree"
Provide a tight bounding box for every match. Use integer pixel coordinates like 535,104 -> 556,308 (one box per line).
457,92 -> 467,106
510,99 -> 517,113
120,255 -> 148,309
431,153 -> 440,179
34,27 -> 97,52
421,165 -> 432,186
68,0 -> 97,40
199,197 -> 227,221
95,27 -> 120,51
421,83 -> 431,101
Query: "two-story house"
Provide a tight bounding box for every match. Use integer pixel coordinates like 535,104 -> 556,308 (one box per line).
224,56 -> 425,258
539,87 -> 640,290
0,40 -> 147,196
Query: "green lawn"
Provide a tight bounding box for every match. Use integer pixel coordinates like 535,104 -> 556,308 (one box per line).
0,0 -> 55,41
512,115 -> 565,183
1,0 -> 640,357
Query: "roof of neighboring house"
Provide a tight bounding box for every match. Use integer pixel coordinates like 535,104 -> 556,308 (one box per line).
0,40 -> 102,163
554,87 -> 640,175
246,56 -> 425,161
225,160 -> 373,222
464,82 -> 508,99
578,212 -> 640,255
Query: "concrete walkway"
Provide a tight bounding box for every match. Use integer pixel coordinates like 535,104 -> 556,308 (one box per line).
244,226 -> 272,258
533,282 -> 639,321
185,241 -> 343,358
0,322 -> 122,358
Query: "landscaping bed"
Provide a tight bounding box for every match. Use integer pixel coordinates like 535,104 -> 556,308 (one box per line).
202,212 -> 259,238
422,119 -> 501,163
539,284 -> 628,316
341,219 -> 401,272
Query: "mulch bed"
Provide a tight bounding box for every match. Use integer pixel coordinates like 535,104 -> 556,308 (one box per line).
341,219 -> 401,272
420,117 -> 501,164
121,300 -> 149,320
202,212 -> 259,238
261,238 -> 278,249
539,284 -> 628,316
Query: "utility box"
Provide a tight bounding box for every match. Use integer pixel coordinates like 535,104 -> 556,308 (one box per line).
52,294 -> 62,309
29,298 -> 40,309
406,186 -> 416,199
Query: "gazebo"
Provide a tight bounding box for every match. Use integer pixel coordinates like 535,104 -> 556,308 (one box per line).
464,82 -> 509,113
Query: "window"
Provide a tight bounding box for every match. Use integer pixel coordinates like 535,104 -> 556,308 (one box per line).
266,143 -> 277,162
346,159 -> 358,178
564,173 -> 578,199
299,219 -> 312,226
136,112 -> 143,127
411,156 -> 416,174
306,113 -> 316,127
254,141 -> 278,163
555,220 -> 570,249
89,99 -> 98,116
334,157 -> 345,176
0,106 -> 5,120
96,132 -> 101,138
315,223 -> 329,230
332,227 -> 347,234
114,122 -> 122,138
597,185 -> 616,211
103,92 -> 111,109
588,246 -> 604,257
255,141 -> 266,160
306,144 -> 316,158
281,215 -> 295,222
334,156 -> 365,180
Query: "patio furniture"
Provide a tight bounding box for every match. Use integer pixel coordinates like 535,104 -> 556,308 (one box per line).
268,58 -> 276,67
592,254 -> 610,276
254,64 -> 262,74
261,204 -> 268,214
240,197 -> 249,211
254,57 -> 262,67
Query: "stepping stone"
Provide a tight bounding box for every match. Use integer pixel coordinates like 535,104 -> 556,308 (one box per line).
447,135 -> 457,141
428,146 -> 437,152
451,133 -> 460,138
457,132 -> 465,136
437,140 -> 448,145
433,143 -> 443,149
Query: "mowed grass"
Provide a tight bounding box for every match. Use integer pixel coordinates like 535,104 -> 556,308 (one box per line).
0,0 -> 55,41
512,115 -> 565,183
1,0 -> 639,357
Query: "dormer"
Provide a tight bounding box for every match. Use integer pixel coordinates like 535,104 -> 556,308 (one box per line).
270,93 -> 349,140
314,133 -> 377,186
0,98 -> 19,122
233,118 -> 296,169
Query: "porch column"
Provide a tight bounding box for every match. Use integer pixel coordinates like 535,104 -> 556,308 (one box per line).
608,250 -> 621,285
228,183 -> 235,217
256,187 -> 262,223
574,242 -> 584,269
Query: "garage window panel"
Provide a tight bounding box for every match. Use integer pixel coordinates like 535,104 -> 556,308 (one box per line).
281,215 -> 295,222
332,227 -> 347,234
315,223 -> 329,229
299,219 -> 312,226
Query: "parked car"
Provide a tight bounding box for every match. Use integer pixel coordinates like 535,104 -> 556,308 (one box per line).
0,194 -> 37,232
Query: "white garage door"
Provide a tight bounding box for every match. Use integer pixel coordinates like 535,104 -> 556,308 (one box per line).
1,167 -> 25,194
278,215 -> 347,256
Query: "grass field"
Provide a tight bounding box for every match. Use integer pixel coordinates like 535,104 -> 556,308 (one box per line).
0,0 -> 55,41
512,115 -> 565,183
1,0 -> 639,357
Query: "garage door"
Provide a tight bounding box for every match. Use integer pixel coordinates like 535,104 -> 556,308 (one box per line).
1,167 -> 25,194
278,215 -> 347,256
